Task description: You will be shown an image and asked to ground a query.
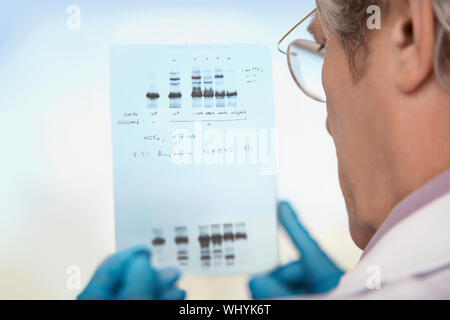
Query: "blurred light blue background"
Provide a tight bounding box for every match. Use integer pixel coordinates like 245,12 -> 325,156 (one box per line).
0,0 -> 361,299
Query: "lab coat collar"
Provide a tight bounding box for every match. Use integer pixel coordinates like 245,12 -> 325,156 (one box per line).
329,191 -> 450,298
361,169 -> 450,260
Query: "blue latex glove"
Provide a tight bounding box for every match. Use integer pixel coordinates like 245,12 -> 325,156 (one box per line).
78,245 -> 185,300
249,201 -> 344,299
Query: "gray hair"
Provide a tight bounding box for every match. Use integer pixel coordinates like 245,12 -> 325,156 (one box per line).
317,0 -> 450,88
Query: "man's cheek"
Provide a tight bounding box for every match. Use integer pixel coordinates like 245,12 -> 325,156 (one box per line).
321,59 -> 329,100
322,56 -> 335,107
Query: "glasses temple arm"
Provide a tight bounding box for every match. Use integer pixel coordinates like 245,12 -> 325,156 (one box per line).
277,8 -> 317,55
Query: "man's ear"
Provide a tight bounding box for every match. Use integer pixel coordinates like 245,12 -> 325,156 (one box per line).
391,0 -> 435,93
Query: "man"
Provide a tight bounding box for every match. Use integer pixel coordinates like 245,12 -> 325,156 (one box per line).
78,0 -> 450,299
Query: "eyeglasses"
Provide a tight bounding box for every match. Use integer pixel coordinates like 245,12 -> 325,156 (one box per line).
278,9 -> 326,103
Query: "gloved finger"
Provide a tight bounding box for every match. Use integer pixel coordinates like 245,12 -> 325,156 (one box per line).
278,201 -> 325,261
156,267 -> 181,288
116,253 -> 158,300
248,275 -> 292,299
159,288 -> 186,300
78,245 -> 150,300
270,260 -> 308,286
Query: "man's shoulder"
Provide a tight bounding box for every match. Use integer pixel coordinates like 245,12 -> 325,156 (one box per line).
328,191 -> 450,299
350,265 -> 450,299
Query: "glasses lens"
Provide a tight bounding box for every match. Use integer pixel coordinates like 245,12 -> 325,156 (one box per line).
287,10 -> 326,102
287,40 -> 326,102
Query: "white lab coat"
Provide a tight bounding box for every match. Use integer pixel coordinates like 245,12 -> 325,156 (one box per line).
285,191 -> 450,300
324,191 -> 450,299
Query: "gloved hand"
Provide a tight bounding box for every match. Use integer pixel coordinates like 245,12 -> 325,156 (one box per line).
249,201 -> 344,299
78,245 -> 185,300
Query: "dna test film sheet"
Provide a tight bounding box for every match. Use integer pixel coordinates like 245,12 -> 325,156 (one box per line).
110,44 -> 278,275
